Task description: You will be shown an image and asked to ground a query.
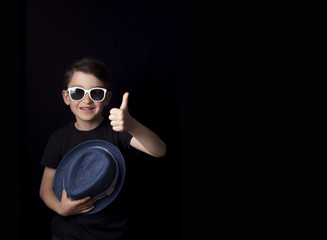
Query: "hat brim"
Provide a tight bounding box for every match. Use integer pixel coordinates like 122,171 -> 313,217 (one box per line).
54,140 -> 126,215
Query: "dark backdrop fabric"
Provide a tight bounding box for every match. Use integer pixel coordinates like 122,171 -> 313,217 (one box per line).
14,0 -> 180,239
3,1 -> 324,240
1,2 -> 22,240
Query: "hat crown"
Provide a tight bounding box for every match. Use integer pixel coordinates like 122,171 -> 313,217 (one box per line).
54,140 -> 126,215
64,146 -> 117,200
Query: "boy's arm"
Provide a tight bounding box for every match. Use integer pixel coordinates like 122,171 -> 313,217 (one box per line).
39,167 -> 96,216
109,92 -> 166,158
129,118 -> 166,157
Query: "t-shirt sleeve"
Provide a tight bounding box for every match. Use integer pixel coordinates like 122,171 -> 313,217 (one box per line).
40,132 -> 63,169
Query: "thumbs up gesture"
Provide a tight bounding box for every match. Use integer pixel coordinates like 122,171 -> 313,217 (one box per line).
109,92 -> 133,132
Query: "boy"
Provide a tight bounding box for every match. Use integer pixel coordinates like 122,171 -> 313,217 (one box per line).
39,57 -> 166,239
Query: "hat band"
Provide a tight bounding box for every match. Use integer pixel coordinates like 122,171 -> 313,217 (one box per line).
90,146 -> 120,201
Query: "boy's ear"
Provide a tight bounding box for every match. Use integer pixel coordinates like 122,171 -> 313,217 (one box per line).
62,90 -> 70,105
104,91 -> 112,106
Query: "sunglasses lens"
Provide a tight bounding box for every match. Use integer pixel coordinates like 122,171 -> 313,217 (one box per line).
90,89 -> 105,101
70,88 -> 85,101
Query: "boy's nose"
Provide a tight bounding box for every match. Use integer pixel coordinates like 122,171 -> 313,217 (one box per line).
83,93 -> 93,103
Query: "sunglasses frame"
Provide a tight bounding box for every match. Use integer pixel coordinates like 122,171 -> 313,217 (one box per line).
66,87 -> 107,102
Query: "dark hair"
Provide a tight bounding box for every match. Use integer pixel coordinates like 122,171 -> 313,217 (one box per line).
63,57 -> 111,90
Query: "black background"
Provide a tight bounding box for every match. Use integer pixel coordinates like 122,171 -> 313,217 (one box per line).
3,0 -> 180,239
2,1 -> 326,240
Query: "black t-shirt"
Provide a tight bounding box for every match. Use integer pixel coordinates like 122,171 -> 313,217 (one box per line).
40,118 -> 137,240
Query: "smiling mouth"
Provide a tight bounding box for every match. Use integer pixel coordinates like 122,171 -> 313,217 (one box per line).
80,107 -> 95,111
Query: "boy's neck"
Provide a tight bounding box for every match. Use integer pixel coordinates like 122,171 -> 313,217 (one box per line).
74,116 -> 104,131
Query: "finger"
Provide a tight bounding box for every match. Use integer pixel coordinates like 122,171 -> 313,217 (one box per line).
108,114 -> 119,121
110,120 -> 120,127
61,188 -> 68,200
112,126 -> 123,132
74,196 -> 91,205
90,197 -> 97,204
79,198 -> 96,211
109,112 -> 123,121
83,196 -> 97,205
80,199 -> 96,209
120,92 -> 129,110
81,205 -> 95,213
109,108 -> 121,115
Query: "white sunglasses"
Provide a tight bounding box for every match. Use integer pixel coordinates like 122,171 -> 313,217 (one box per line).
66,87 -> 107,102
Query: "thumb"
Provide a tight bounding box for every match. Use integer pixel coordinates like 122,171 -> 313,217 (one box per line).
61,188 -> 67,200
120,92 -> 129,110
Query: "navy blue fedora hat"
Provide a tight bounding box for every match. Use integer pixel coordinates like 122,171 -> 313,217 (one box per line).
54,140 -> 126,215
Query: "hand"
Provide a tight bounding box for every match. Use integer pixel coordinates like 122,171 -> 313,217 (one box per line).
58,188 -> 96,216
109,92 -> 133,132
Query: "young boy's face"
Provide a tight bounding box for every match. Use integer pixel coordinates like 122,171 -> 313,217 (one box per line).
62,71 -> 111,124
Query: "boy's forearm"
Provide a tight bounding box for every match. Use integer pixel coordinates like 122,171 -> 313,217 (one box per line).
40,187 -> 62,215
128,117 -> 166,158
40,167 -> 63,215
